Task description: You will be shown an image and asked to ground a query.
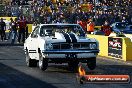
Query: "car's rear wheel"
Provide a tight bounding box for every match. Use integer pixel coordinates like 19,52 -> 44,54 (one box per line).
39,53 -> 48,71
87,57 -> 96,70
68,60 -> 79,72
26,50 -> 37,67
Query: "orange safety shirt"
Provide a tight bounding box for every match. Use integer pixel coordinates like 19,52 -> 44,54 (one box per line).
87,22 -> 94,32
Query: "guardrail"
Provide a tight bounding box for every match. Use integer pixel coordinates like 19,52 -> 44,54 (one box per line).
88,34 -> 132,61
5,24 -> 33,33
94,26 -> 101,30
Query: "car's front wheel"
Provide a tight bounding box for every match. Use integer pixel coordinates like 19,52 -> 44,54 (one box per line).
87,57 -> 96,70
26,50 -> 37,67
39,53 -> 48,71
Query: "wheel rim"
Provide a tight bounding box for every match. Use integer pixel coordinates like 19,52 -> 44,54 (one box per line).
26,51 -> 29,66
26,56 -> 29,65
39,54 -> 43,69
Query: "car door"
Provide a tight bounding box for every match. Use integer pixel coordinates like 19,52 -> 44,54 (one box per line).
28,26 -> 40,59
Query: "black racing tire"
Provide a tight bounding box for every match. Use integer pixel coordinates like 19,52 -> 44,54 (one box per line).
87,57 -> 96,70
39,53 -> 48,71
26,50 -> 37,67
68,60 -> 79,72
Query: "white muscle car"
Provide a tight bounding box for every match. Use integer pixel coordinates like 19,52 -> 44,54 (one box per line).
24,24 -> 99,71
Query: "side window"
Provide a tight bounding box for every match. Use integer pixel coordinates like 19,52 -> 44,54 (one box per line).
31,26 -> 40,38
40,27 -> 44,36
40,26 -> 54,36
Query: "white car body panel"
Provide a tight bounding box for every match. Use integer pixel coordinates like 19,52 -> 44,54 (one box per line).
24,24 -> 99,62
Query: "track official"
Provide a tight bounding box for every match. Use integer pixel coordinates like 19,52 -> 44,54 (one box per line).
87,19 -> 94,34
18,16 -> 26,43
101,21 -> 113,36
0,18 -> 6,41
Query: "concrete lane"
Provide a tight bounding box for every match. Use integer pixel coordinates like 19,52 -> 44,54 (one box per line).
0,46 -> 132,88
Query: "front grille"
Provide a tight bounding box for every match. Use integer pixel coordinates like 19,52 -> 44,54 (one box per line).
61,43 -> 70,49
52,43 -> 91,50
73,43 -> 80,49
81,43 -> 89,48
53,44 -> 60,49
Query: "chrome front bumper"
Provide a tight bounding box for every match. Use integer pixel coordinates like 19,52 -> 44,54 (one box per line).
42,49 -> 99,54
42,49 -> 99,61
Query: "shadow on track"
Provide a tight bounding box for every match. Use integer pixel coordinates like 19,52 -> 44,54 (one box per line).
47,64 -> 72,73
97,65 -> 132,75
0,63 -> 57,88
0,43 -> 23,46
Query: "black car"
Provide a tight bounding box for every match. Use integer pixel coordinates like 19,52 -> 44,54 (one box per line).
111,22 -> 131,34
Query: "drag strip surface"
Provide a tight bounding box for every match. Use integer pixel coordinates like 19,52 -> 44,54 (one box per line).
0,46 -> 132,88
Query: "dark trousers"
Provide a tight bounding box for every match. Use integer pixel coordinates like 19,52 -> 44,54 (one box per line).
0,30 -> 6,41
18,28 -> 25,43
25,26 -> 28,39
11,30 -> 17,44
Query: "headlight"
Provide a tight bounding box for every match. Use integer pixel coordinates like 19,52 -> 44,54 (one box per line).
89,43 -> 97,49
46,43 -> 53,50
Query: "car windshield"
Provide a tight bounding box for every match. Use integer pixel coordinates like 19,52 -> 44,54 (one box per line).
40,25 -> 86,37
115,23 -> 129,30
